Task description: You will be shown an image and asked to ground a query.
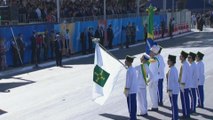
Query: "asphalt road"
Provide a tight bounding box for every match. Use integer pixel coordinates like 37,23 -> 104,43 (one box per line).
0,30 -> 213,120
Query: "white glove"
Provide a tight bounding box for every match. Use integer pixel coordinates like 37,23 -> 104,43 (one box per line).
124,89 -> 129,97
180,84 -> 185,92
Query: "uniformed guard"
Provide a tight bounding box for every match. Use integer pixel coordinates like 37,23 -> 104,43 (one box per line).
55,33 -> 63,67
148,45 -> 160,111
156,45 -> 165,106
166,55 -> 179,120
188,52 -> 198,113
196,51 -> 205,108
124,55 -> 138,120
135,54 -> 153,117
179,51 -> 191,119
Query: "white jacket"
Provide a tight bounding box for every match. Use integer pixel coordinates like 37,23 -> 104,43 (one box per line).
179,61 -> 190,89
126,66 -> 138,94
149,58 -> 159,83
167,66 -> 179,94
135,63 -> 153,88
189,62 -> 198,88
196,61 -> 205,85
156,54 -> 165,79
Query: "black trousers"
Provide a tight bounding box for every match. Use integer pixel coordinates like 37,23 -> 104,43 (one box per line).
55,50 -> 62,66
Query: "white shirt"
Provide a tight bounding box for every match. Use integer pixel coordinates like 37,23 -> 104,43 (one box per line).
65,32 -> 70,40
135,63 -> 153,88
156,54 -> 165,79
189,62 -> 198,88
35,8 -> 42,19
126,66 -> 138,94
179,60 -> 190,89
149,57 -> 159,83
167,66 -> 179,94
196,61 -> 205,85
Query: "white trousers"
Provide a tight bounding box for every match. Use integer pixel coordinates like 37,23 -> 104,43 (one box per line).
137,87 -> 147,114
149,81 -> 158,108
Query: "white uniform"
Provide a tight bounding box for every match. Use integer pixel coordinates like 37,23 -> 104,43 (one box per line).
196,61 -> 205,85
189,62 -> 198,88
126,66 -> 138,94
148,58 -> 159,108
179,61 -> 190,88
156,54 -> 165,79
167,66 -> 179,94
135,63 -> 153,114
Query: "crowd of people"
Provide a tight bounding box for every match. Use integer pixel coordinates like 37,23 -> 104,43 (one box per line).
0,21 -> 139,70
0,0 -> 143,23
124,45 -> 205,120
191,11 -> 213,31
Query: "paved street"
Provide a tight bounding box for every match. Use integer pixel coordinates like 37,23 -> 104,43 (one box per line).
0,29 -> 213,120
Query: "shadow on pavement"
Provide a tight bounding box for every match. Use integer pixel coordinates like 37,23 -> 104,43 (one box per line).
0,109 -> 7,115
0,78 -> 35,92
99,113 -> 130,120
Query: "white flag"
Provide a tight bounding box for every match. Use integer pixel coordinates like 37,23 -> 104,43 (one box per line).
93,43 -> 123,105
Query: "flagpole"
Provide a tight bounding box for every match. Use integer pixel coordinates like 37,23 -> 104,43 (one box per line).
93,39 -> 127,69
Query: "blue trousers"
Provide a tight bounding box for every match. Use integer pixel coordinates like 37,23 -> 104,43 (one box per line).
197,85 -> 204,107
169,94 -> 178,120
158,78 -> 164,104
190,88 -> 197,113
180,88 -> 190,118
127,93 -> 137,120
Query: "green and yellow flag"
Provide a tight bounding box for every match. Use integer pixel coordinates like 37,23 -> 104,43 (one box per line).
146,4 -> 157,39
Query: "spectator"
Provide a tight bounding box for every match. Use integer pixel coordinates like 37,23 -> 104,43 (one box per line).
0,37 -> 7,70
64,29 -> 71,56
107,24 -> 114,49
31,31 -> 37,64
131,22 -> 136,44
16,33 -> 25,65
80,29 -> 86,55
88,27 -> 94,53
126,23 -> 132,48
161,19 -> 165,38
43,30 -> 50,60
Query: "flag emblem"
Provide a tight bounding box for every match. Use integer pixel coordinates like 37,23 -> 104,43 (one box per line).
93,65 -> 110,87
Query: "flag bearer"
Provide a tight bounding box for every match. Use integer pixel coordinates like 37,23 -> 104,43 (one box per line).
156,45 -> 165,106
166,55 -> 179,120
179,51 -> 191,119
135,54 -> 153,116
124,55 -> 138,120
196,51 -> 205,108
148,45 -> 160,111
188,52 -> 198,113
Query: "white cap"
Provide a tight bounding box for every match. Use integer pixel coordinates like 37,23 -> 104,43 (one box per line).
150,45 -> 160,54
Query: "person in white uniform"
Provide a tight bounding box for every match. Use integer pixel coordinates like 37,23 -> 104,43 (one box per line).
135,54 -> 153,116
156,45 -> 165,106
188,52 -> 198,113
196,51 -> 205,108
124,55 -> 138,120
179,51 -> 191,119
166,54 -> 179,120
148,45 -> 160,111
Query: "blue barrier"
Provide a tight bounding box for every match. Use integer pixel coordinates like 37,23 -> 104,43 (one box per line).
0,15 -> 166,67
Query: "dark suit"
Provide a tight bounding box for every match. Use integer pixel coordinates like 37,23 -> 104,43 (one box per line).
107,27 -> 114,49
55,38 -> 63,66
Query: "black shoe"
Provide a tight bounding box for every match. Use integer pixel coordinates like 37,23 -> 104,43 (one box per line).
137,113 -> 148,117
148,108 -> 158,111
158,102 -> 164,106
141,113 -> 148,117
197,105 -> 204,108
